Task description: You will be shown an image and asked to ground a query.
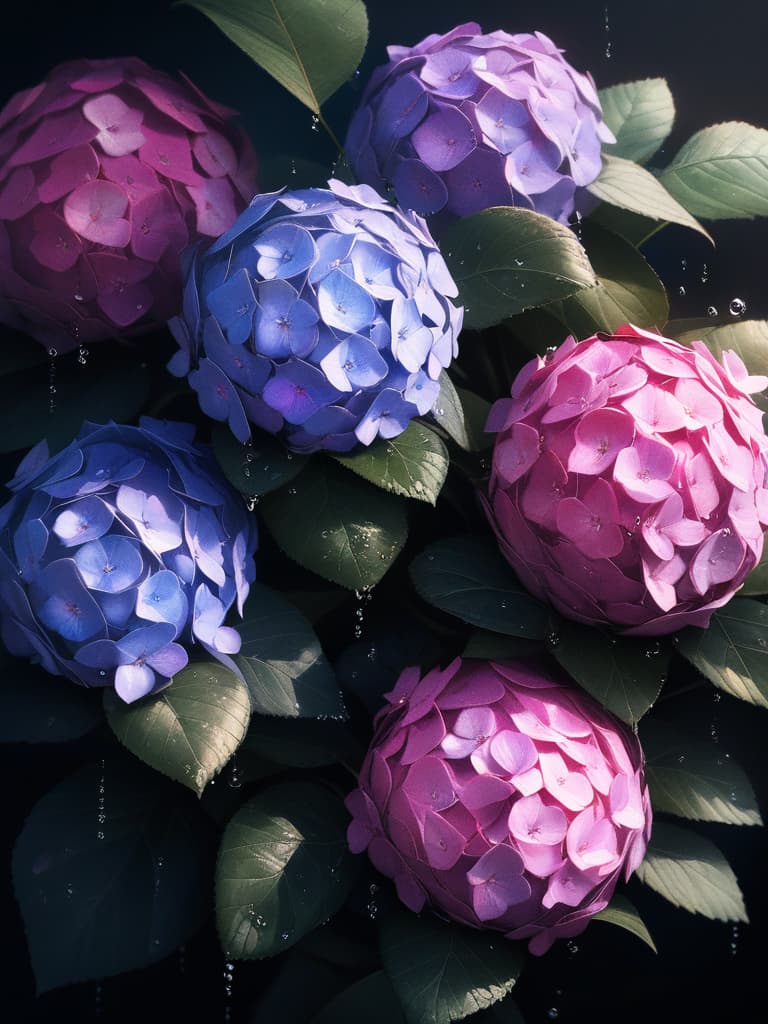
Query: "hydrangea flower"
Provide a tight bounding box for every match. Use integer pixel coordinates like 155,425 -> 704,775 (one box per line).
0,417 -> 257,702
345,22 -> 614,224
346,658 -> 651,954
0,57 -> 258,351
168,179 -> 463,452
484,324 -> 768,634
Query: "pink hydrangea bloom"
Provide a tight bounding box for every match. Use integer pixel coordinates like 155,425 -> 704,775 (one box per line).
0,57 -> 258,350
345,658 -> 651,955
484,324 -> 768,634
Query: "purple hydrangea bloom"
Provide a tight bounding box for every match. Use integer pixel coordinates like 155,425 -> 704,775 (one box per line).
0,57 -> 258,351
346,658 -> 651,955
168,179 -> 463,453
0,417 -> 257,702
345,23 -> 615,225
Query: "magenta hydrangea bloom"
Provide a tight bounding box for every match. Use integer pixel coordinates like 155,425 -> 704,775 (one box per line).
168,179 -> 462,452
484,324 -> 768,635
0,57 -> 258,351
0,417 -> 257,702
345,22 -> 614,224
346,657 -> 651,954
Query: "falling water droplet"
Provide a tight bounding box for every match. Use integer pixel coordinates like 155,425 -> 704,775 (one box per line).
603,6 -> 612,58
47,348 -> 58,414
548,1010 -> 560,1021
310,114 -> 321,133
729,297 -> 746,317
94,982 -> 103,1019
707,305 -> 718,317
228,758 -> 242,789
97,758 -> 106,841
678,285 -> 686,296
77,344 -> 89,365
701,263 -> 709,283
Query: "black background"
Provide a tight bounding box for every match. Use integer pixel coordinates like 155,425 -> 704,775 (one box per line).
1,1 -> 767,1022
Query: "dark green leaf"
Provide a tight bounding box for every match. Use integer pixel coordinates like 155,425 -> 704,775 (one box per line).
635,821 -> 748,922
312,971 -> 407,1024
587,154 -> 712,242
0,352 -> 150,454
104,663 -> 251,797
674,318 -> 768,376
462,631 -> 542,661
599,78 -> 675,165
262,458 -> 408,590
642,718 -> 761,826
380,908 -> 524,1024
741,544 -> 768,596
242,713 -> 361,767
211,422 -> 307,498
592,893 -> 657,952
547,222 -> 669,337
432,372 -> 471,450
548,621 -> 668,725
257,951 -> 348,1023
215,781 -> 358,958
588,204 -> 664,247
441,207 -> 597,331
333,422 -> 449,504
234,582 -> 344,718
659,121 -> 768,219
0,659 -> 102,743
455,388 -> 493,451
13,760 -> 211,992
181,0 -> 368,112
676,598 -> 768,708
410,536 -> 549,639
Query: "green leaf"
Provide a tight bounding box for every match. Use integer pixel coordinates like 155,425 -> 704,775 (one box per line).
587,154 -> 712,242
234,582 -> 344,718
548,621 -> 668,725
588,204 -> 664,247
242,713 -> 360,767
0,352 -> 151,454
333,422 -> 449,504
432,372 -> 471,450
659,121 -> 768,219
741,544 -> 768,596
410,536 -> 549,639
641,719 -> 762,827
104,663 -> 251,797
12,760 -> 211,992
674,318 -> 768,376
455,388 -> 493,450
441,207 -> 597,331
547,223 -> 669,337
215,781 -> 357,958
592,893 -> 657,952
462,630 -> 542,661
599,78 -> 675,165
676,598 -> 768,708
312,971 -> 407,1024
212,422 -> 307,498
257,951 -> 350,1023
0,659 -> 102,743
380,908 -> 524,1024
262,458 -> 408,590
635,821 -> 748,923
181,0 -> 368,113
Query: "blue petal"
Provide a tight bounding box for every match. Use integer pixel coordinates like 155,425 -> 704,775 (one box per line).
37,559 -> 107,642
117,622 -> 177,661
354,389 -> 416,446
254,223 -> 317,280
74,536 -> 144,593
208,191 -> 281,255
52,495 -> 114,547
320,335 -> 389,391
206,268 -> 257,345
137,570 -> 188,629
308,231 -> 354,283
13,518 -> 48,580
115,662 -> 156,703
255,279 -> 319,358
262,360 -> 341,424
317,268 -> 377,334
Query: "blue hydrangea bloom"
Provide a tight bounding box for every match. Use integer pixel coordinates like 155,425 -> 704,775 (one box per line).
0,418 -> 258,703
168,179 -> 463,452
345,23 -> 616,225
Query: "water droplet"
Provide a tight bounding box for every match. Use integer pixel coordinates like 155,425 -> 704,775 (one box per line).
678,286 -> 686,296
677,754 -> 685,763
310,114 -> 321,133
729,297 -> 746,317
707,305 -> 718,317
701,263 -> 709,283
548,1010 -> 560,1021
77,344 -> 89,365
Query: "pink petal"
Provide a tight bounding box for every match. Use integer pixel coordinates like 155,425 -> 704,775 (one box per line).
192,130 -> 238,177
566,806 -> 618,869
370,749 -> 392,808
395,872 -> 427,912
511,767 -> 543,795
556,478 -> 624,559
131,189 -> 187,262
461,774 -> 514,811
685,450 -> 721,519
490,730 -> 538,776
82,93 -> 145,156
541,366 -> 608,424
539,751 -> 594,811
568,408 -> 635,475
134,75 -> 207,132
641,344 -> 696,378
704,425 -> 754,492
101,154 -> 162,202
494,422 -> 541,484
403,755 -> 456,810
139,124 -> 203,185
689,529 -> 746,595
37,144 -> 99,203
623,384 -> 687,434
609,772 -> 646,829
508,793 -> 568,844
9,107 -> 96,164
675,378 -> 724,430
603,363 -> 648,398
188,177 -> 238,237
520,450 -> 568,526
542,860 -> 597,908
30,209 -> 82,271
63,180 -> 130,246
438,665 -> 506,708
0,166 -> 37,220
613,435 -> 676,503
424,810 -> 466,869
516,839 -> 565,877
